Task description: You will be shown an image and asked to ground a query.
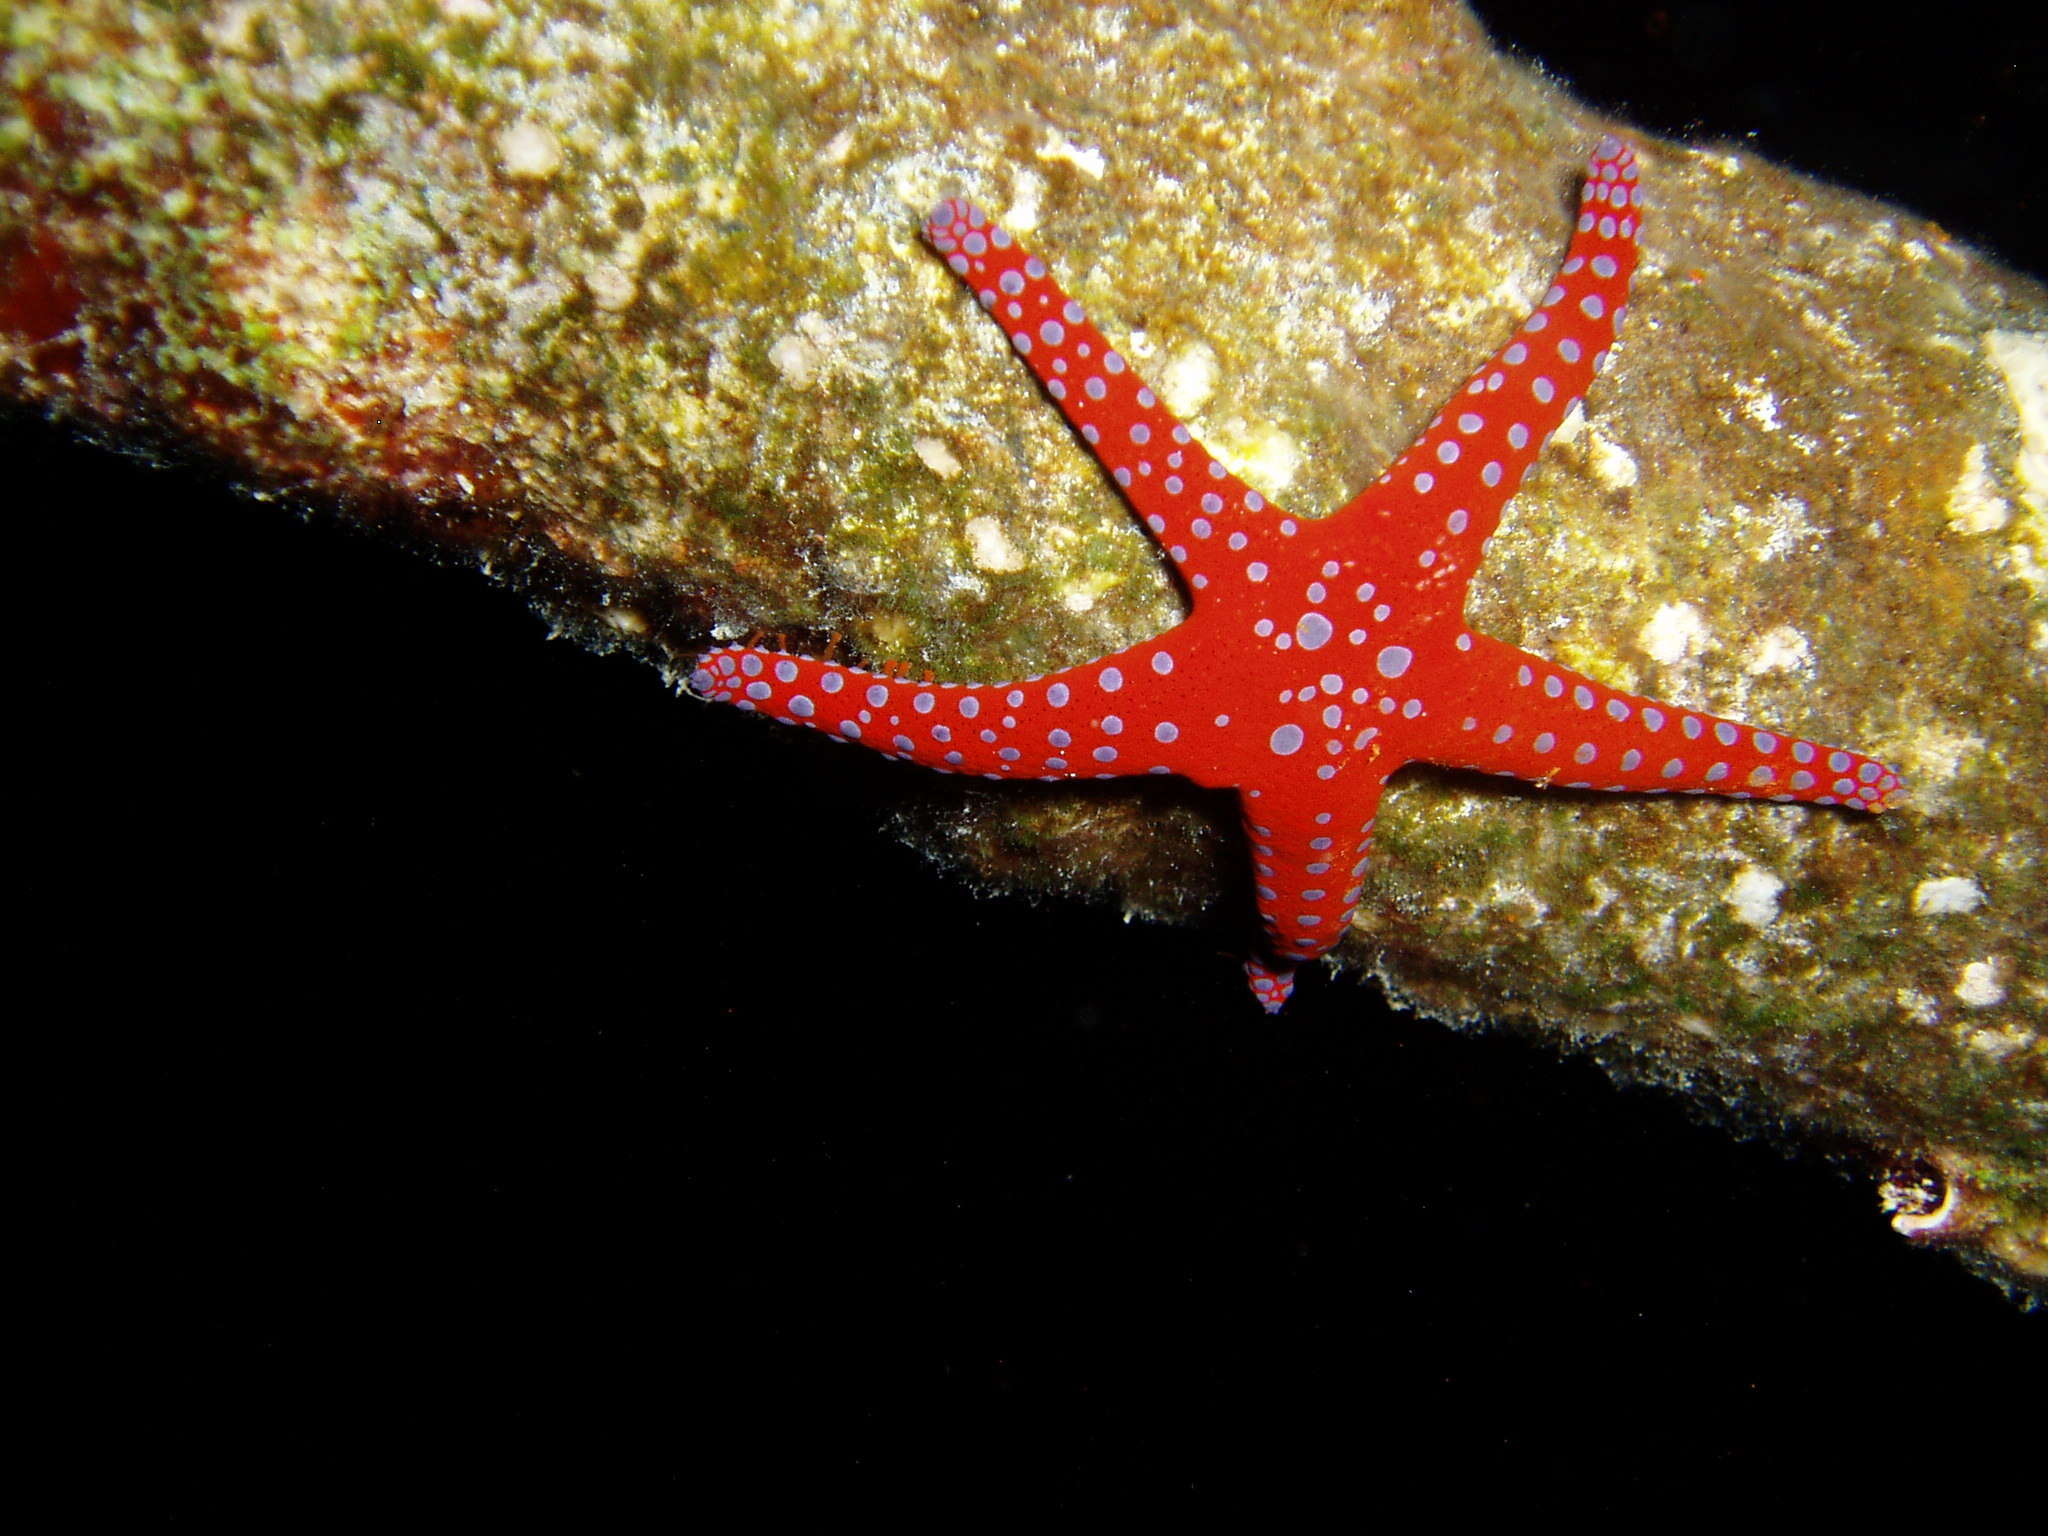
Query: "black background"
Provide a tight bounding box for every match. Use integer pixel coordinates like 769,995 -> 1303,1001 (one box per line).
23,2 -> 2043,1516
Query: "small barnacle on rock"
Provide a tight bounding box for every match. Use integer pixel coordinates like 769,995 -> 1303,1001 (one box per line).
1879,1159 -> 1949,1233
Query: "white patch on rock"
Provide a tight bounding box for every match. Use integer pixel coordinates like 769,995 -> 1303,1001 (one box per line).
1207,422 -> 1300,497
1967,1025 -> 2033,1058
204,2 -> 275,53
1639,601 -> 1706,666
1742,624 -> 1811,676
601,606 -> 648,636
1482,881 -> 1550,923
1725,865 -> 1784,929
1036,133 -> 1106,180
768,333 -> 820,388
1750,493 -> 1817,562
584,260 -> 636,312
1158,341 -> 1219,416
1984,330 -> 2047,513
1905,722 -> 1986,785
1912,876 -> 1986,916
1945,442 -> 2010,533
1953,959 -> 2005,1008
964,515 -> 1026,572
913,436 -> 961,479
496,120 -> 563,180
1003,167 -> 1045,233
1588,429 -> 1638,489
768,314 -> 838,389
1734,379 -> 1780,430
2015,542 -> 2047,598
1894,988 -> 1940,1026
505,272 -> 571,333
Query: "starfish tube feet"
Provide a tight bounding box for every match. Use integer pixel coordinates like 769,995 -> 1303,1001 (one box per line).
692,139 -> 1903,1012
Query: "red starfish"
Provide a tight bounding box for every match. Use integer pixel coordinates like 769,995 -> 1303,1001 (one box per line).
693,138 -> 1902,1011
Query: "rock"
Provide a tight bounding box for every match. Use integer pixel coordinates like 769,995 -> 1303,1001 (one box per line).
3,0 -> 2040,1295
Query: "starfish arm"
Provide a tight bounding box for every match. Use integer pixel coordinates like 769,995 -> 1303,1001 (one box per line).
690,635 -> 1198,782
1325,137 -> 1643,605
925,198 -> 1274,599
1237,781 -> 1384,1013
1418,634 -> 1904,809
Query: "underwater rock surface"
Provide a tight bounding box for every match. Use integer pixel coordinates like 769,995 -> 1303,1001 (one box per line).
3,1 -> 2041,1293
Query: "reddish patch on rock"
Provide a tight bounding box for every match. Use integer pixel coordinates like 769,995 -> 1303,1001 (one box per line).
0,230 -> 84,346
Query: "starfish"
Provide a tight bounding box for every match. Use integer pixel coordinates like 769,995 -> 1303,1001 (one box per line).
692,137 -> 1902,1011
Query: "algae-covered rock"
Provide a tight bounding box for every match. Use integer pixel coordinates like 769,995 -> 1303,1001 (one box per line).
2,0 -> 2040,1295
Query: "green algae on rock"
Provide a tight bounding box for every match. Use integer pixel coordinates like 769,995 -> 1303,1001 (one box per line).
2,0 -> 2041,1296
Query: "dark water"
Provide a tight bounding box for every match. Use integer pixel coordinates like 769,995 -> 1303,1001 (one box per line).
1473,0 -> 2046,274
